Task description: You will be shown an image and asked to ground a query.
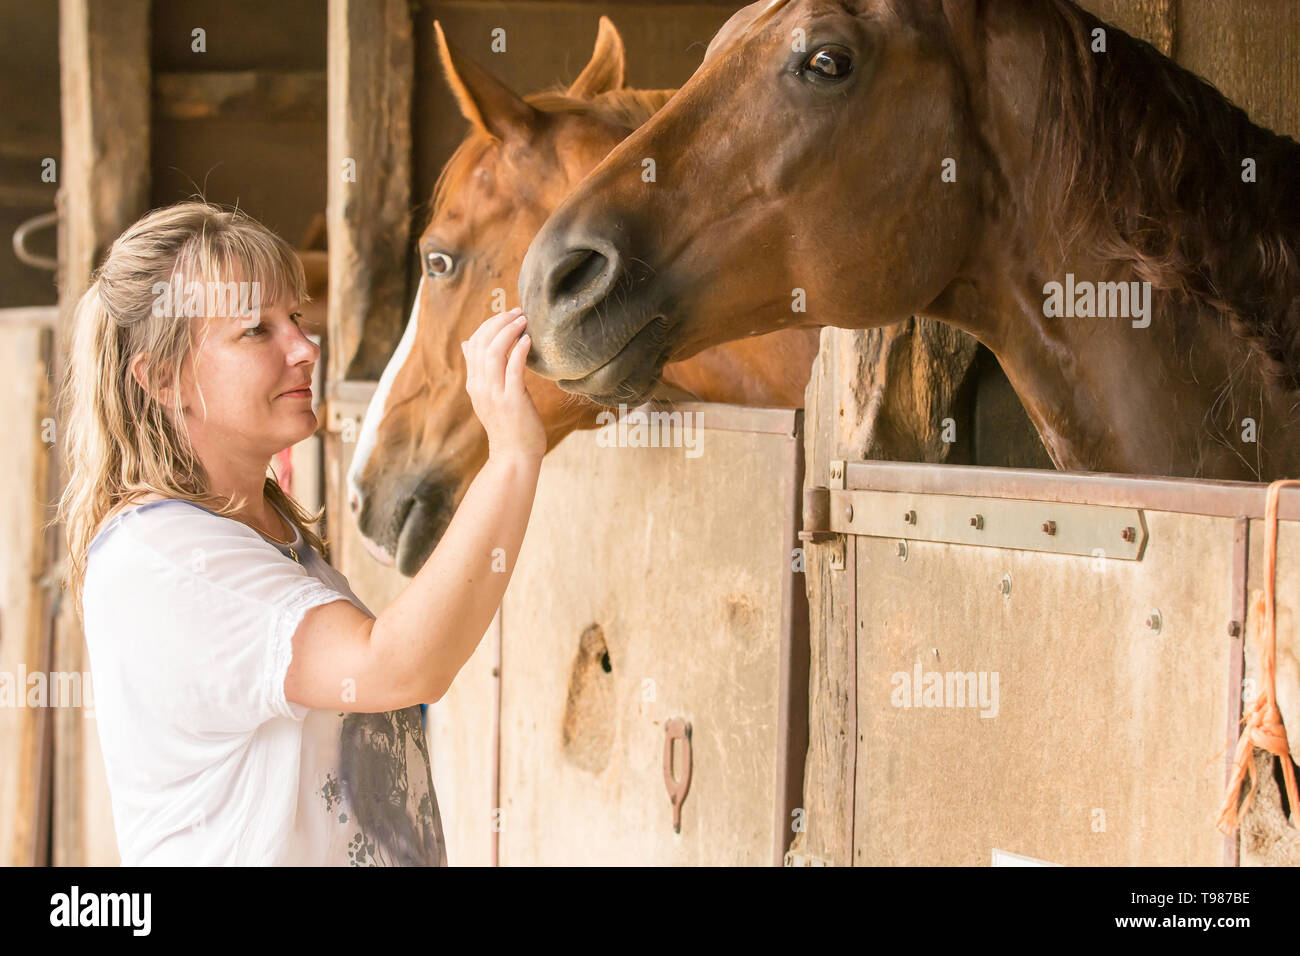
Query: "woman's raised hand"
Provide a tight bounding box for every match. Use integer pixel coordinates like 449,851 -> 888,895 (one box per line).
461,307 -> 546,463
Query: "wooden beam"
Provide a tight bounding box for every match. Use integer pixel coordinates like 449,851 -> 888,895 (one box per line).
50,0 -> 150,868
327,0 -> 413,383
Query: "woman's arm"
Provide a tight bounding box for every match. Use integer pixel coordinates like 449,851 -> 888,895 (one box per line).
284,307 -> 546,713
369,450 -> 540,702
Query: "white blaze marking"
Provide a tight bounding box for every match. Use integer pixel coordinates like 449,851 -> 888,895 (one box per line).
347,277 -> 425,510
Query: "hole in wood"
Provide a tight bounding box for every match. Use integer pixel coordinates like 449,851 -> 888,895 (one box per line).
561,623 -> 617,773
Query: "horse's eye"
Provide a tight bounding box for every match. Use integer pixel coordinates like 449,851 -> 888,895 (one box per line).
806,46 -> 852,79
424,250 -> 455,278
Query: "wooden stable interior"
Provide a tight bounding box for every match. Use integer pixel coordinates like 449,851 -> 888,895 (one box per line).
1,0 -> 1298,865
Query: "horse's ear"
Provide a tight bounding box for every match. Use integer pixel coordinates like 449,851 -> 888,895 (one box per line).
567,16 -> 626,99
433,20 -> 541,142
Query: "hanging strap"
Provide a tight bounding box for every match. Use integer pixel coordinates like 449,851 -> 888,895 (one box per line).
1217,478 -> 1300,833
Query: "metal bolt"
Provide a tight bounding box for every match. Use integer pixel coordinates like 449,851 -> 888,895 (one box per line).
1041,520 -> 1056,535
1228,620 -> 1242,638
999,573 -> 1012,596
1145,609 -> 1162,633
1121,526 -> 1136,542
845,503 -> 854,522
970,514 -> 984,530
896,540 -> 908,560
903,510 -> 917,525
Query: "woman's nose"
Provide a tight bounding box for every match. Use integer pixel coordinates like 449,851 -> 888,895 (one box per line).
289,333 -> 321,361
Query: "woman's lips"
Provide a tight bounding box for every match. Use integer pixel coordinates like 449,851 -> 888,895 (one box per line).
279,388 -> 312,399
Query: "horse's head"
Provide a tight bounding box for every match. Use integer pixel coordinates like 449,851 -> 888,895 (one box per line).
520,0 -> 986,402
347,18 -> 677,575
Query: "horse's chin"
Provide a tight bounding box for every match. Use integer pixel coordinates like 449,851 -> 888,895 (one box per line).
556,315 -> 673,406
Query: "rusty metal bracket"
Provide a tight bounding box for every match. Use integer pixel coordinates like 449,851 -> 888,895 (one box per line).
799,486 -> 832,543
799,486 -> 846,569
663,717 -> 692,834
798,459 -> 851,566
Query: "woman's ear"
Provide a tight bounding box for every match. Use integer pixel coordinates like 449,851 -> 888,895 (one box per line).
130,353 -> 180,406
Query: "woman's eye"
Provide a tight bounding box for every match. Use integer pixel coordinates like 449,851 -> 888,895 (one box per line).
244,313 -> 301,337
805,46 -> 852,79
424,250 -> 455,278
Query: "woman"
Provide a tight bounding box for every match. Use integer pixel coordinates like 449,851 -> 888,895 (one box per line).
55,202 -> 545,865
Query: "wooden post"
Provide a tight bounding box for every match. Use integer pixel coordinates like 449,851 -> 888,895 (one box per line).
326,0 -> 412,385
50,0 -> 150,867
324,0 -> 413,568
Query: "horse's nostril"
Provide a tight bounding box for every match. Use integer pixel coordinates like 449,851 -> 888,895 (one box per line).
552,248 -> 609,303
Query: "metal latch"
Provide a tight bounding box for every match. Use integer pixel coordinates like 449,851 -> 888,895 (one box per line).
800,462 -> 1148,561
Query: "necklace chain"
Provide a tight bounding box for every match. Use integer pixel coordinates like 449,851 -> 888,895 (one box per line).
251,511 -> 295,548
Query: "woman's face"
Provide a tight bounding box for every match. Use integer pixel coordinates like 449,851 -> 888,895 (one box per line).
174,298 -> 320,464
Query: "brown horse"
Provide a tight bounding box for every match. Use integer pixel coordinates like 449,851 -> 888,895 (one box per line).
519,0 -> 1300,481
347,18 -> 821,575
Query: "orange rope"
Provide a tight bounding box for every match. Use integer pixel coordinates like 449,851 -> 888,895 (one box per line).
1217,478 -> 1300,833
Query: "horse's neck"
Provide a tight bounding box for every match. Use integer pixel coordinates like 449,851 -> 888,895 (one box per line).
934,5 -> 1299,480
939,250 -> 1294,480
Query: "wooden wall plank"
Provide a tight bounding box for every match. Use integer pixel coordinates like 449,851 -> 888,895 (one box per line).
0,327 -> 55,867
1080,0 -> 1174,54
1176,0 -> 1300,139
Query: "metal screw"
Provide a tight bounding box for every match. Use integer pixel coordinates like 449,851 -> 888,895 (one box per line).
896,540 -> 908,560
845,503 -> 854,522
970,514 -> 984,530
1145,609 -> 1162,633
1041,520 -> 1056,535
1228,620 -> 1241,638
903,510 -> 917,525
998,573 -> 1012,596
1121,526 -> 1135,542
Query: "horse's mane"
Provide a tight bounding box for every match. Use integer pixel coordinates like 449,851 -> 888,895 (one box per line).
424,86 -> 675,230
1031,0 -> 1300,392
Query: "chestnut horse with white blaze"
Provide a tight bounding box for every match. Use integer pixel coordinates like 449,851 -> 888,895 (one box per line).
519,0 -> 1300,481
347,18 -> 820,576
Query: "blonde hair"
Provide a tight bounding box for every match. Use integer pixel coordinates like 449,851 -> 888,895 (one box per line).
54,201 -> 327,621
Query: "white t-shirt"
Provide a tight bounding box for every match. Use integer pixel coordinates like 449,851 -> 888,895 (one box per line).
83,497 -> 448,866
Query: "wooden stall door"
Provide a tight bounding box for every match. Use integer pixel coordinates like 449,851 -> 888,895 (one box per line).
497,403 -> 808,866
794,328 -> 1300,866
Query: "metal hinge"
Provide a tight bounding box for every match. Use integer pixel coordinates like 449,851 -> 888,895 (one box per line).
798,460 -> 848,569
800,462 -> 1147,561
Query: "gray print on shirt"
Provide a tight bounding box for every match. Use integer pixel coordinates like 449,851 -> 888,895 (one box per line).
334,705 -> 445,866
